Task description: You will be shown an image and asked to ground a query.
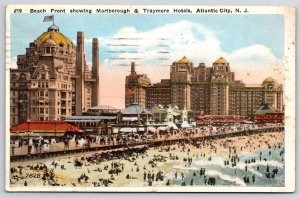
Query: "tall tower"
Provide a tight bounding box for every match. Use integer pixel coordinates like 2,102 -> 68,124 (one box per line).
75,32 -> 85,115
170,56 -> 192,110
91,38 -> 100,107
125,62 -> 151,108
209,57 -> 233,116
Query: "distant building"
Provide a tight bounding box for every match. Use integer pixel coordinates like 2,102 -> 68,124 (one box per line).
65,115 -> 118,135
127,56 -> 284,117
10,24 -> 100,125
145,79 -> 171,109
121,103 -> 152,125
170,56 -> 192,110
151,104 -> 187,125
167,56 -> 283,117
254,104 -> 284,123
229,77 -> 283,117
125,62 -> 151,108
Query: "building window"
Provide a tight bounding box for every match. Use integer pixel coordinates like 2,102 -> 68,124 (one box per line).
20,73 -> 26,80
41,73 -> 46,79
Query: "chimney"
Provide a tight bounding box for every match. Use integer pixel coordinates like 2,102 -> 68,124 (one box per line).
75,32 -> 85,115
91,38 -> 100,106
131,62 -> 136,75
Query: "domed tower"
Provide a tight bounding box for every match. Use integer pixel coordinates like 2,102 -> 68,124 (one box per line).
170,56 -> 193,110
10,24 -> 77,124
10,23 -> 100,125
262,77 -> 283,111
125,62 -> 151,108
209,57 -> 235,116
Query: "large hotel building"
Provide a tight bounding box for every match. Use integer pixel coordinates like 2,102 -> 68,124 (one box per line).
125,56 -> 283,117
10,24 -> 100,125
10,23 -> 283,126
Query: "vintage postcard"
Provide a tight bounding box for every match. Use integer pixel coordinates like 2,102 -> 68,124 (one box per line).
5,5 -> 295,192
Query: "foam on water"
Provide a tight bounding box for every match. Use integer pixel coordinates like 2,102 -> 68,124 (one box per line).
171,166 -> 246,186
193,156 -> 224,167
205,170 -> 246,187
193,155 -> 283,177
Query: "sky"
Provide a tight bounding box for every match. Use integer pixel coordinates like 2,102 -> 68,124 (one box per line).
9,13 -> 285,108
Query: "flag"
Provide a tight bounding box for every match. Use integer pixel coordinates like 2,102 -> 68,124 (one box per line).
43,15 -> 54,22
126,89 -> 135,95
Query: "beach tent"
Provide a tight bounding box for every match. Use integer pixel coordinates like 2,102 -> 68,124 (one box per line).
181,121 -> 191,128
168,123 -> 178,130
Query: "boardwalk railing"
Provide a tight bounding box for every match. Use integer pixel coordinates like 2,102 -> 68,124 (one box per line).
10,126 -> 284,162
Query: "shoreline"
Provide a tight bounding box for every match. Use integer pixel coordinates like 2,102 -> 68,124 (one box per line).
10,130 -> 284,188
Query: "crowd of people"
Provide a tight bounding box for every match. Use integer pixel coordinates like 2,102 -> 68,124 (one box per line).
9,123 -> 285,187
10,123 -> 283,157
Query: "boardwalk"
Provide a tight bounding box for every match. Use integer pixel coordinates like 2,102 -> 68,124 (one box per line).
10,125 -> 284,162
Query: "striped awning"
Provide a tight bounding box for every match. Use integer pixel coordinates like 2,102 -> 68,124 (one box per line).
122,117 -> 138,121
65,119 -> 102,122
119,128 -> 137,133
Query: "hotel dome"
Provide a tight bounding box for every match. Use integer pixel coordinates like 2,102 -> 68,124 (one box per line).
35,24 -> 74,47
177,56 -> 191,64
215,57 -> 227,64
263,76 -> 276,84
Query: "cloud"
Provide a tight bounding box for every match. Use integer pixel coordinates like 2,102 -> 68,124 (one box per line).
228,44 -> 284,84
103,21 -> 222,66
89,20 -> 285,108
10,57 -> 18,69
98,20 -> 283,84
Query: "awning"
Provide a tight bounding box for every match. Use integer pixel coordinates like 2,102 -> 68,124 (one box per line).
113,128 -> 119,134
65,120 -> 102,122
122,117 -> 138,121
10,121 -> 82,133
157,126 -> 168,131
147,127 -> 156,132
120,128 -> 136,133
66,116 -> 117,120
138,127 -> 145,132
11,132 -> 64,137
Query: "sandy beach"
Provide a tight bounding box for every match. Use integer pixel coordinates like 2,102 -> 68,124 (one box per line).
10,130 -> 284,188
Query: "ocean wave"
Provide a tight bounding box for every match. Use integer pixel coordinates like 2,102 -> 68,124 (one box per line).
205,170 -> 246,187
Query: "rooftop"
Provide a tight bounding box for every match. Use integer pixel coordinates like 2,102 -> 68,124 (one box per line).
254,104 -> 278,115
35,25 -> 74,47
215,57 -> 227,64
122,103 -> 150,115
10,120 -> 82,133
177,56 -> 191,64
88,105 -> 119,111
263,76 -> 276,84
